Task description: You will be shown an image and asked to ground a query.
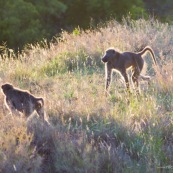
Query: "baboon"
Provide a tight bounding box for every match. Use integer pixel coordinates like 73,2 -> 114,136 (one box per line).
1,83 -> 44,121
101,46 -> 156,94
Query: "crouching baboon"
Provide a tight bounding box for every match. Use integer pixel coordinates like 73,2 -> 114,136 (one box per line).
102,46 -> 156,95
1,83 -> 44,121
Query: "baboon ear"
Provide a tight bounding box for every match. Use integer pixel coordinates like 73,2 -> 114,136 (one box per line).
36,100 -> 42,109
35,98 -> 44,109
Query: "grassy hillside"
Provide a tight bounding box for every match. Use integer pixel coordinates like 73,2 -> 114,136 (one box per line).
1,18 -> 173,173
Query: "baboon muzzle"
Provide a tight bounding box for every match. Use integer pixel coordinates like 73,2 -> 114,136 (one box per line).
102,56 -> 108,63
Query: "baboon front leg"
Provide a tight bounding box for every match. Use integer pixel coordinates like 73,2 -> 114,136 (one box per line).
36,109 -> 45,121
6,100 -> 21,116
105,64 -> 112,95
10,106 -> 21,116
106,71 -> 112,91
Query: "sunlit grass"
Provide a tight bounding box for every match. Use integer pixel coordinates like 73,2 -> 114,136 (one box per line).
1,18 -> 173,172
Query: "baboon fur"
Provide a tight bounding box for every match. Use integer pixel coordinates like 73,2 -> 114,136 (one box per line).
102,46 -> 156,94
1,83 -> 44,120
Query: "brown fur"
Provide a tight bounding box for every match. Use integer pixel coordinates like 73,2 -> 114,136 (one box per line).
101,46 -> 156,94
1,83 -> 44,121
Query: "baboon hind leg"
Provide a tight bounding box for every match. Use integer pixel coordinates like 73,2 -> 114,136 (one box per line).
132,68 -> 140,94
121,71 -> 130,92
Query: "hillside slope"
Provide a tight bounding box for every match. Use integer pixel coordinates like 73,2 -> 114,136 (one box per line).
0,18 -> 173,173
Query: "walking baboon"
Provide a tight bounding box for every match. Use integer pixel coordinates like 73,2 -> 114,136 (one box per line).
101,46 -> 156,94
1,83 -> 44,121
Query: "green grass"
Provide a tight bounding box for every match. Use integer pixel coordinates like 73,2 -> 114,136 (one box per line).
1,18 -> 173,172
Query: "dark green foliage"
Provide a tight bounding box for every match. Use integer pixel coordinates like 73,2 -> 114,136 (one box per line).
61,0 -> 145,28
1,0 -> 173,50
0,0 -> 66,50
27,0 -> 67,37
0,0 -> 43,49
144,0 -> 173,21
0,0 -> 145,50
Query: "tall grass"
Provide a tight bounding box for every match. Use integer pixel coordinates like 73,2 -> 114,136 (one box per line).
1,18 -> 173,172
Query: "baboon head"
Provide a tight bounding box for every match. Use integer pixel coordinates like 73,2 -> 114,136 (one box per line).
35,98 -> 45,121
102,48 -> 119,63
1,83 -> 13,94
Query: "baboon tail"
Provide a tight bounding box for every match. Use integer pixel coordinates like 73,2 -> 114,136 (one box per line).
138,46 -> 157,65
